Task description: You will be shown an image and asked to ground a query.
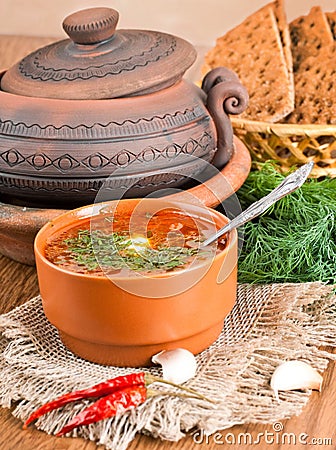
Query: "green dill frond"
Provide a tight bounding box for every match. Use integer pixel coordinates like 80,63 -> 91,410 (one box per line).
237,162 -> 336,284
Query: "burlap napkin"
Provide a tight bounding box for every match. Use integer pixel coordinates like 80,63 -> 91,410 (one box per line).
0,282 -> 335,450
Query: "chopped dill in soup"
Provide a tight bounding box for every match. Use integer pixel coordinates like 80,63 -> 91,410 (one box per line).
45,208 -> 227,275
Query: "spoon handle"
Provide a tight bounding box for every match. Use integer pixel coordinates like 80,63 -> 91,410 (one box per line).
201,161 -> 314,247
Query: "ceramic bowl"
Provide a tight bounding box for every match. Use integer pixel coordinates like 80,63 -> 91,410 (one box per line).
34,197 -> 238,367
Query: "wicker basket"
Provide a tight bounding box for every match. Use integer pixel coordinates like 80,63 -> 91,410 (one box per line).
231,118 -> 336,178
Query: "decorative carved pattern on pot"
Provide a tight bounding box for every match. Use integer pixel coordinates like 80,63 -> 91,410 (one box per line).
26,153 -> 53,170
0,172 -> 192,193
0,148 -> 25,167
0,154 -> 209,207
0,106 -> 205,139
81,153 -> 111,172
0,131 -> 214,176
18,33 -> 177,82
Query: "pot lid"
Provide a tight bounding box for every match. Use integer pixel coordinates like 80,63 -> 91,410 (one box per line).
0,7 -> 197,100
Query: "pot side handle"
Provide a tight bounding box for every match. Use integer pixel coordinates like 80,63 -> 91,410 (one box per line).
202,67 -> 249,168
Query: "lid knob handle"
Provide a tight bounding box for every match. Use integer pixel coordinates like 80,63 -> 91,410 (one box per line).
62,7 -> 119,45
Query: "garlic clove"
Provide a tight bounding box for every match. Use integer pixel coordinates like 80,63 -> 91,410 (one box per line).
271,360 -> 323,401
151,348 -> 197,384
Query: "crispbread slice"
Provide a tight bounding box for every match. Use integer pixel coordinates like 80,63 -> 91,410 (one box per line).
273,0 -> 294,95
204,4 -> 294,122
326,11 -> 336,39
285,44 -> 336,124
290,6 -> 334,71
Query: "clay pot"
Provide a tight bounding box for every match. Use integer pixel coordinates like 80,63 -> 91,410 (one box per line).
0,203 -> 63,265
0,136 -> 251,265
0,7 -> 249,208
34,198 -> 238,367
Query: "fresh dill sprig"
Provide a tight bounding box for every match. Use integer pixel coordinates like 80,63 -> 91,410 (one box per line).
236,162 -> 336,284
63,229 -> 200,273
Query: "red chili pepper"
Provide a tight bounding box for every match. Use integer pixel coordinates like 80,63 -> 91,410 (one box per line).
23,372 -> 214,432
57,385 -> 147,436
23,372 -> 145,429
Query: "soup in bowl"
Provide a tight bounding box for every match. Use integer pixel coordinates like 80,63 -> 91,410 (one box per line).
34,198 -> 238,366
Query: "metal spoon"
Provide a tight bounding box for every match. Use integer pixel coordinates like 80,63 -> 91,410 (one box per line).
199,161 -> 314,248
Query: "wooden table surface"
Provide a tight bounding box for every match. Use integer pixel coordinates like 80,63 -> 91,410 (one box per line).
0,35 -> 335,450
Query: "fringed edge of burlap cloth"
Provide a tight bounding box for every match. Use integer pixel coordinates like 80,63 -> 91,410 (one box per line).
0,282 -> 335,450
